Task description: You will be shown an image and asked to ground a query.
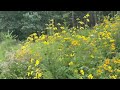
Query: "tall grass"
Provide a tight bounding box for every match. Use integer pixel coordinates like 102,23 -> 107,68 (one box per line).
0,31 -> 20,62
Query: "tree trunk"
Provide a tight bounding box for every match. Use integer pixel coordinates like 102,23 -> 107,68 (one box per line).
89,11 -> 95,27
94,11 -> 97,25
71,11 -> 75,27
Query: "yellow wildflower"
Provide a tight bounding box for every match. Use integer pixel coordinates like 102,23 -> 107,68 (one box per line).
70,53 -> 75,57
79,76 -> 83,79
21,46 -> 26,50
86,13 -> 90,17
33,33 -> 37,36
105,25 -> 109,29
76,18 -> 80,20
62,30 -> 66,34
27,72 -> 30,76
34,72 -> 42,79
103,64 -> 108,70
107,66 -> 113,72
71,40 -> 79,46
34,36 -> 38,39
64,38 -> 70,41
116,69 -> 120,72
111,43 -> 115,50
30,58 -> 34,63
86,19 -> 90,22
79,21 -> 84,25
108,66 -> 112,70
80,27 -> 84,30
27,37 -> 31,41
57,23 -> 61,26
110,39 -> 115,43
30,71 -> 33,75
110,75 -> 117,79
69,61 -> 74,66
60,26 -> 65,30
35,60 -> 40,66
88,74 -> 93,79
113,59 -> 120,64
80,70 -> 84,75
36,68 -> 40,72
105,58 -> 110,65
28,65 -> 31,70
53,27 -> 57,30
83,16 -> 87,18
29,38 -> 34,41
43,41 -> 49,45
97,69 -> 102,75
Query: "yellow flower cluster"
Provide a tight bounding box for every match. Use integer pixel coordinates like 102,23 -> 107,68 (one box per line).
80,70 -> 84,75
27,57 -> 42,79
88,74 -> 93,79
71,40 -> 80,46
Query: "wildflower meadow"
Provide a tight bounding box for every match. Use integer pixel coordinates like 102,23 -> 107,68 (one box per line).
0,12 -> 120,79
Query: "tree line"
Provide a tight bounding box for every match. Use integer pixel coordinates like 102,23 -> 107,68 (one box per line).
0,11 -> 119,40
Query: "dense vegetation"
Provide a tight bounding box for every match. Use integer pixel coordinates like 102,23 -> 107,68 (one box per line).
0,11 -> 120,79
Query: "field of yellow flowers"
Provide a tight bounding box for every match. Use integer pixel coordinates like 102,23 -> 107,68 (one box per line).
1,14 -> 120,79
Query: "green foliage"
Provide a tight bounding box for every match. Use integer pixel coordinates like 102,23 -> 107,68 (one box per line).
0,61 -> 28,79
0,12 -> 120,79
0,11 -> 117,40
